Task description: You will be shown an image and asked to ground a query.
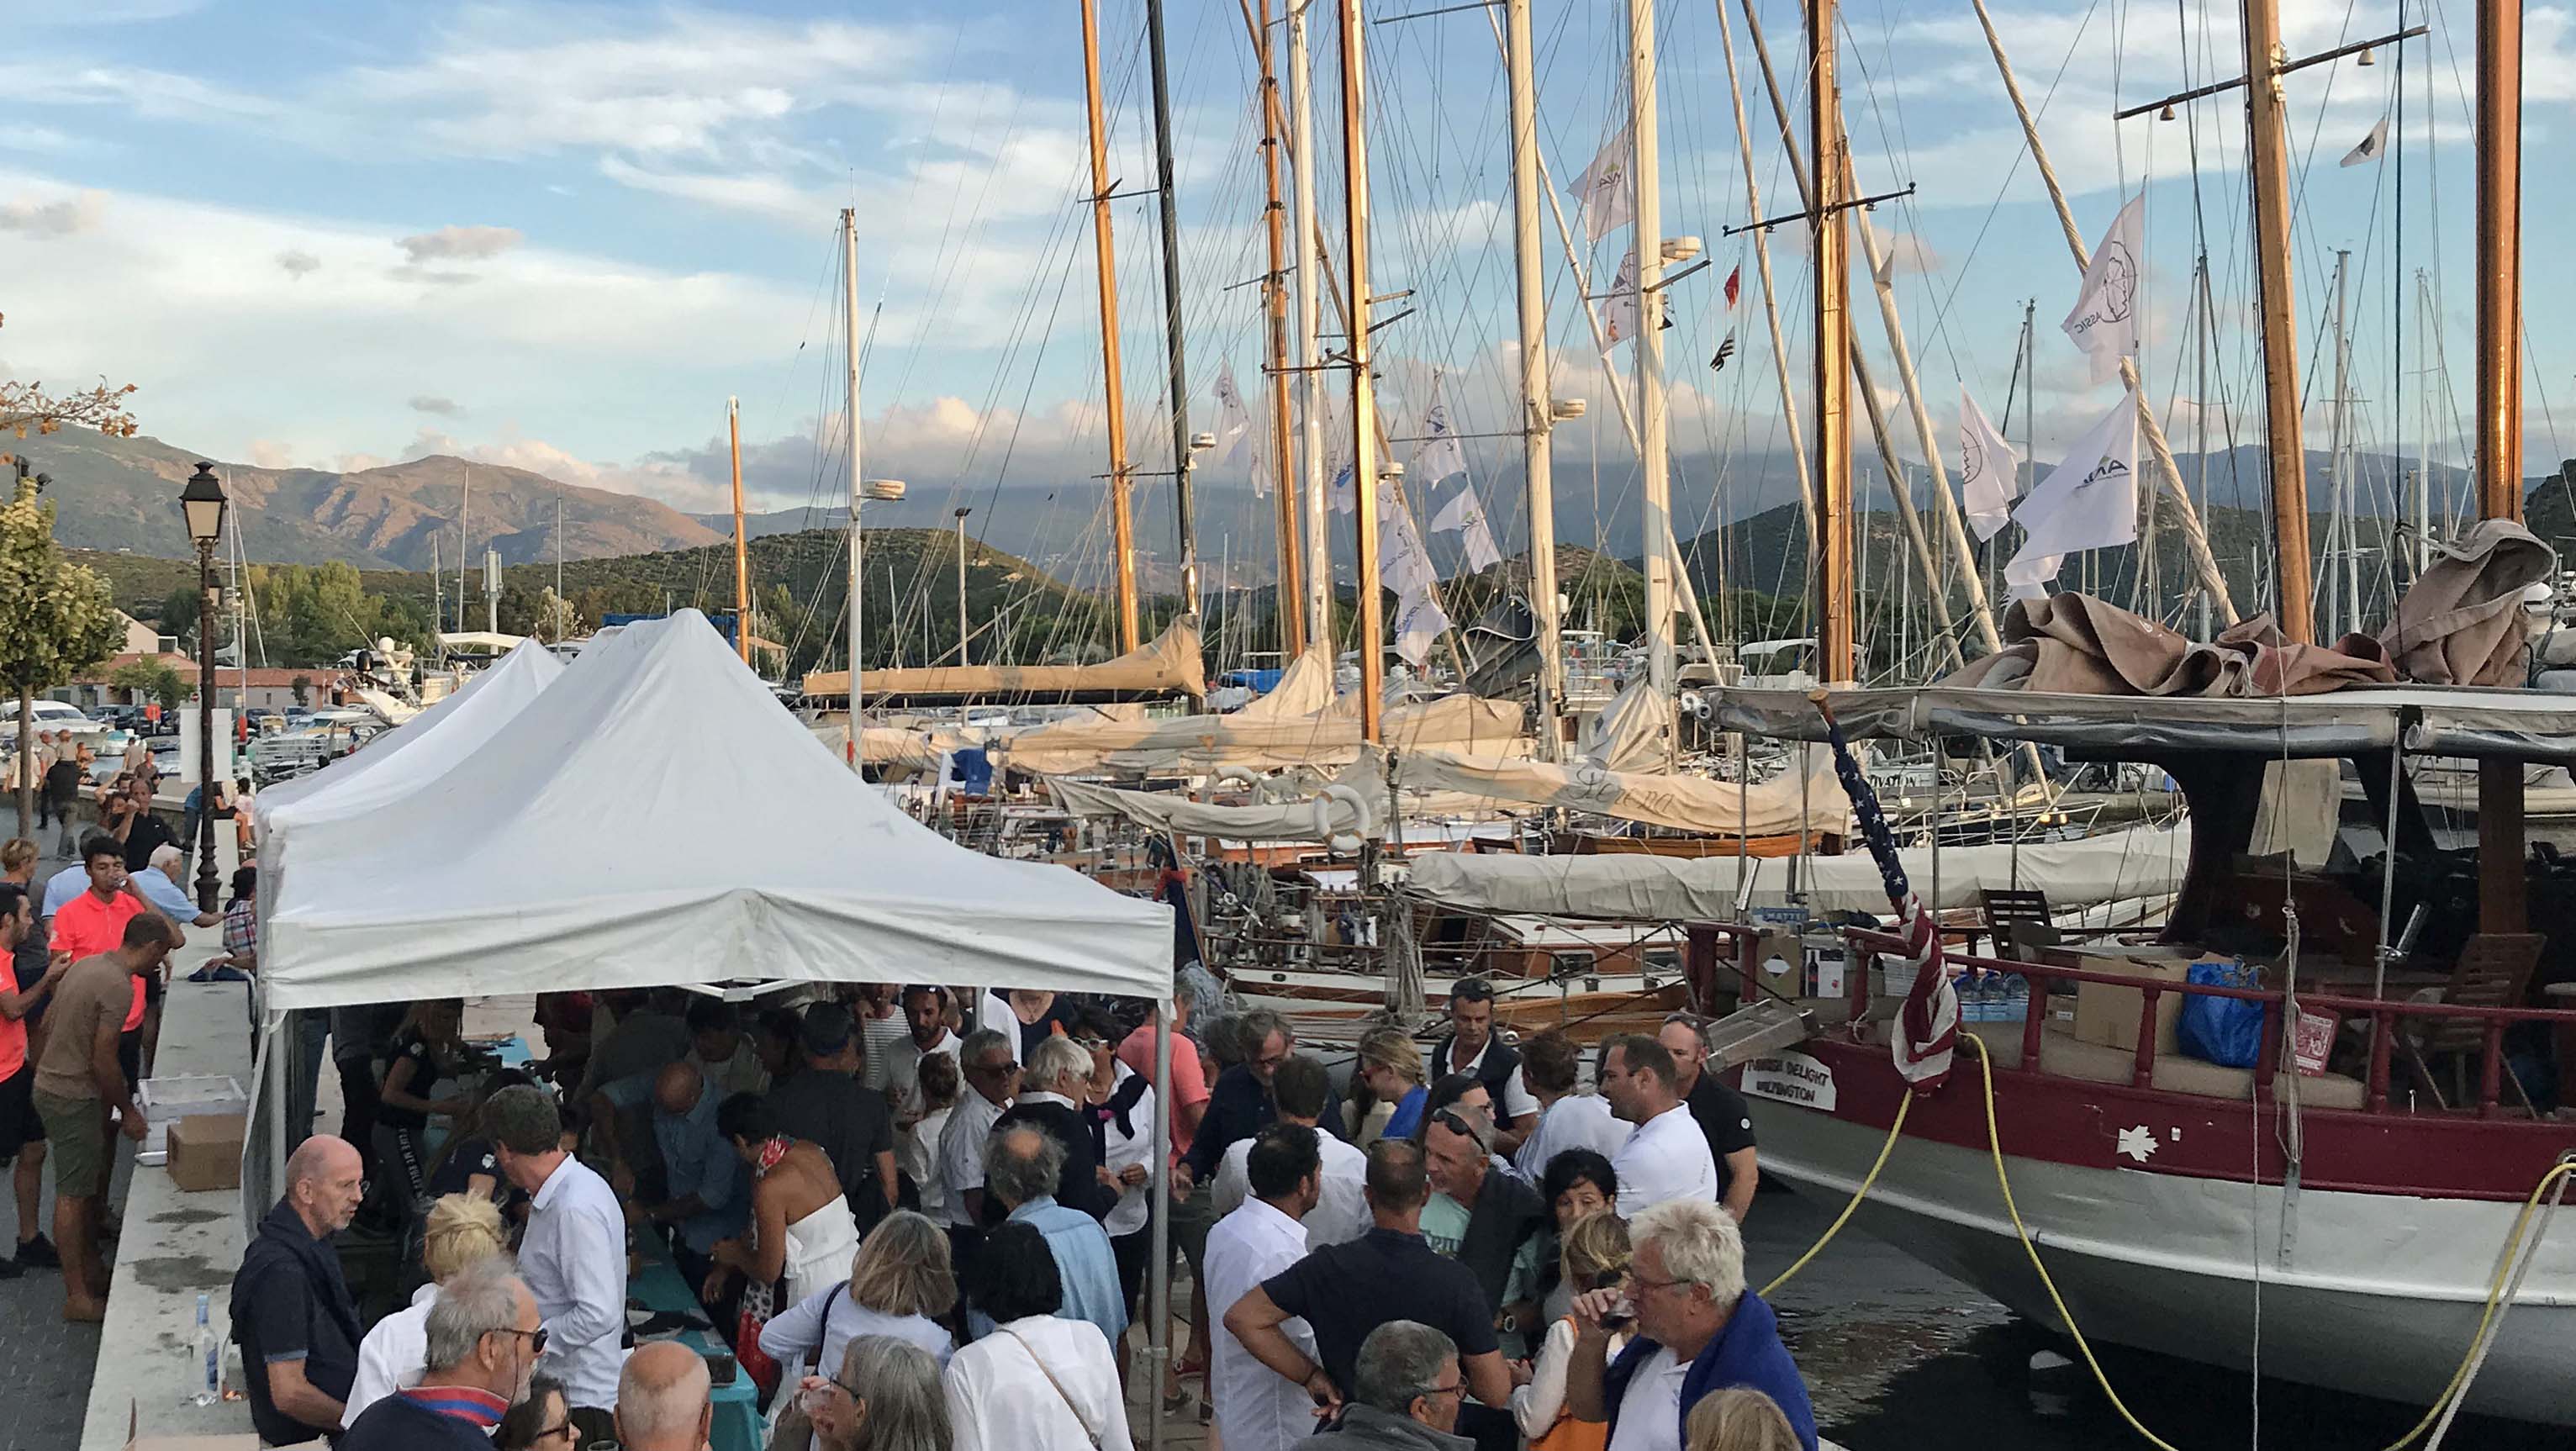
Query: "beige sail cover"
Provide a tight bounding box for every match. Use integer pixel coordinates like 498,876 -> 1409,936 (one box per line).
2379,518 -> 2556,686
1405,821 -> 2193,919
998,652 -> 1524,776
1047,775 -> 1376,842
1390,744 -> 1847,837
801,614 -> 1206,703
1577,675 -> 1671,773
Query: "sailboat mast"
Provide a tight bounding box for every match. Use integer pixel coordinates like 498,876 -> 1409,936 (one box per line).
2475,0 -> 2526,934
842,208 -> 868,755
1290,0 -> 1332,654
1144,0 -> 1200,606
730,397 -> 751,665
458,465 -> 471,635
1254,0 -> 1306,658
1505,0 -> 1561,762
1626,0 -> 1678,720
1811,0 -> 1855,683
2242,0 -> 2315,641
1080,0 -> 1142,656
2328,248 -> 2354,637
1339,0 -> 1385,742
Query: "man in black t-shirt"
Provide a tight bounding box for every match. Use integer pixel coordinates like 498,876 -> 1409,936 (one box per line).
1660,1014 -> 1759,1221
1223,1139 -> 1514,1422
768,1003 -> 900,1224
113,780 -> 177,874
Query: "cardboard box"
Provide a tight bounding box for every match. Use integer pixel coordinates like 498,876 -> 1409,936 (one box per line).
165,1113 -> 245,1193
2072,956 -> 2194,1054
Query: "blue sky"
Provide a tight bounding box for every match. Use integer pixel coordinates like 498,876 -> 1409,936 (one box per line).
2,0 -> 2569,569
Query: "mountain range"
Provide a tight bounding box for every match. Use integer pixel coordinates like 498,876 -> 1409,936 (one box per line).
8,430 -> 722,567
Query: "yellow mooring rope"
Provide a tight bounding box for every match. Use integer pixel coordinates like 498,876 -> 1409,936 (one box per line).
1955,1032 -> 2576,1450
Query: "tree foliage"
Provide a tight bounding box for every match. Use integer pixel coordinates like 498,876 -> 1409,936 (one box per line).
242,561 -> 435,667
0,314 -> 140,441
0,472 -> 124,699
109,657 -> 185,710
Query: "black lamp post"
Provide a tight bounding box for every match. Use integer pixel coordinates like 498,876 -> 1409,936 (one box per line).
180,462 -> 226,911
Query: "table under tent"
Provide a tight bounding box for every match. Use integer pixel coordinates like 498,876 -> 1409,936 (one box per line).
244,613 -> 1186,1443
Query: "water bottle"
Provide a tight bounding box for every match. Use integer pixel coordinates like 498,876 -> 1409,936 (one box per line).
2003,973 -> 2030,1023
193,1293 -> 220,1406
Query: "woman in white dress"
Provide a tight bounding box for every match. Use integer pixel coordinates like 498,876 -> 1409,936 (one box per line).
945,1221 -> 1133,1451
709,1094 -> 862,1343
345,1194 -> 509,1420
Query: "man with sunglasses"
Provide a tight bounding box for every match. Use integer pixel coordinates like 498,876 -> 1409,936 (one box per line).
340,1259 -> 546,1450
1325,1320 -> 1475,1451
935,1028 -> 1017,1248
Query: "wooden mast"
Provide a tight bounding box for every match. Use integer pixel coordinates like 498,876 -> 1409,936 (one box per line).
1252,0 -> 1306,658
1504,0 -> 1562,762
728,396 -> 751,665
1811,0 -> 1855,683
1079,0 -> 1142,655
2242,0 -> 2315,641
1627,0 -> 1677,714
1339,0 -> 1384,742
2476,0 -> 2526,933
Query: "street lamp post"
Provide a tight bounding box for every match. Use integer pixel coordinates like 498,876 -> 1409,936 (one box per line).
179,463 -> 227,912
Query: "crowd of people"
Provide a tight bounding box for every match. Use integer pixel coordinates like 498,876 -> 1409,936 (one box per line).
10,910 -> 1831,1451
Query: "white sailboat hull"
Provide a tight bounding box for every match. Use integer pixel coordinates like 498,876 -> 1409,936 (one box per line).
1750,1097 -> 2576,1427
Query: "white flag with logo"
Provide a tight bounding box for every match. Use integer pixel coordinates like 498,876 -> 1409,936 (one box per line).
2061,193 -> 2144,385
1391,587 -> 1452,669
1414,372 -> 1468,485
1377,476 -> 1442,602
1211,362 -> 1254,473
1328,461 -> 1355,515
2340,114 -> 2390,167
1602,248 -> 1640,351
1431,485 -> 1504,572
1957,387 -> 2019,541
1570,123 -> 1634,243
2003,391 -> 2141,597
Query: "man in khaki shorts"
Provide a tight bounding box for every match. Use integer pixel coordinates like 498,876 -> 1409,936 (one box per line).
34,914 -> 176,1321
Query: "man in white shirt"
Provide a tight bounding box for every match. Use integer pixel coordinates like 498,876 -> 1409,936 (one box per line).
886,984 -> 962,1120
485,1085 -> 626,1442
1205,1124 -> 1328,1451
1597,1035 -> 1717,1217
934,1027 -> 1015,1232
1211,1053 -> 1368,1248
1511,1028 -> 1632,1184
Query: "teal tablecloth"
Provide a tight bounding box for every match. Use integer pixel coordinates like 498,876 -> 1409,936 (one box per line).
630,1243 -> 765,1451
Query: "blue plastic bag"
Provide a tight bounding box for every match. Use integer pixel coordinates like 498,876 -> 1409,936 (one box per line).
2177,959 -> 2264,1068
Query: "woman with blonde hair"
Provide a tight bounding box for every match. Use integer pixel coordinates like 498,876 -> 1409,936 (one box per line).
1351,1025 -> 1428,1147
344,1194 -> 511,1418
1512,1210 -> 1632,1451
762,1210 -> 958,1450
1684,1387 -> 1803,1451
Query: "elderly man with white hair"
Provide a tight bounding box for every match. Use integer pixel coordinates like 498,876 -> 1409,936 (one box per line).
338,1258 -> 546,1450
990,1033 -> 1112,1219
974,1123 -> 1127,1350
1563,1198 -> 1816,1451
130,843 -> 219,928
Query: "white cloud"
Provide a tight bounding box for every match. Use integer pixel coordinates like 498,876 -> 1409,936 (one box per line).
0,190 -> 105,236
245,439 -> 297,469
396,224 -> 522,263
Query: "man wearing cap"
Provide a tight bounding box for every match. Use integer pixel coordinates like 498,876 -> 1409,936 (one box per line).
768,1002 -> 900,1224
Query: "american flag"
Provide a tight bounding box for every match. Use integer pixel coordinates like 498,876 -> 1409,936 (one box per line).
1814,701 -> 1958,1091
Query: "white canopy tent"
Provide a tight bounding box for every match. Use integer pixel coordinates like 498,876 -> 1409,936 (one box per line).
254,636 -> 566,826
249,613 -> 1181,1440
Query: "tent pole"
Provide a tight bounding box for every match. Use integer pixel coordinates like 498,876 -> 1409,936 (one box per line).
267,1010 -> 288,1221
1148,1000 -> 1174,1451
